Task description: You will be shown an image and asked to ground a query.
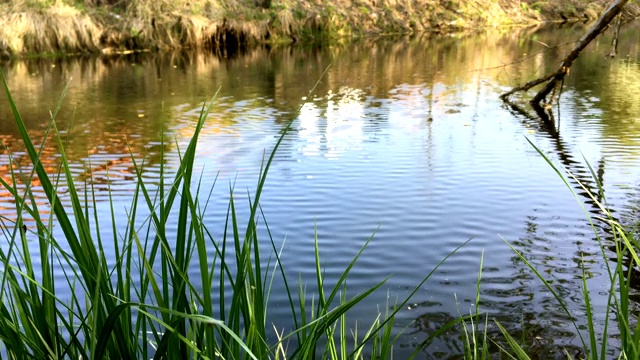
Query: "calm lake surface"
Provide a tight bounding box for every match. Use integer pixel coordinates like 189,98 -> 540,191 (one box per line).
1,22 -> 640,358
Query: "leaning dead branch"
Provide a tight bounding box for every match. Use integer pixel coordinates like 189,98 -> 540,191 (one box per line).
500,0 -> 629,117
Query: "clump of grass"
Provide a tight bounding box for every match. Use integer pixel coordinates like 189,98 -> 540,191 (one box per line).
0,68 -> 468,359
462,138 -> 640,359
511,139 -> 640,359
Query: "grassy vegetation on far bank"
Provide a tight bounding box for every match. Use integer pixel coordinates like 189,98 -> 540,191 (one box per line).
1,0 -> 638,58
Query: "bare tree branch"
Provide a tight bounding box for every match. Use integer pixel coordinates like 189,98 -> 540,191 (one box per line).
531,0 -> 628,106
500,0 -> 630,118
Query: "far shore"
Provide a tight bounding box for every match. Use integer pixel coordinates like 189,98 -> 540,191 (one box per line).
0,0 -> 638,59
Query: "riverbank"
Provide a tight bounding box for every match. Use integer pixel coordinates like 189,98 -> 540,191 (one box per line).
0,0 -> 638,58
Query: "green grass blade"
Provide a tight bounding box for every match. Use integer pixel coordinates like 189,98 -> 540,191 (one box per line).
495,320 -> 531,360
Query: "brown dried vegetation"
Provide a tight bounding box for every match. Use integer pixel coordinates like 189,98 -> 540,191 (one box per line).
0,0 -> 634,57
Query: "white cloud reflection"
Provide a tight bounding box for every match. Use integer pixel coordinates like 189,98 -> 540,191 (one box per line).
298,86 -> 366,159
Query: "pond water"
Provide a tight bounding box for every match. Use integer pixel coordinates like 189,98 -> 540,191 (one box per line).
1,22 -> 640,358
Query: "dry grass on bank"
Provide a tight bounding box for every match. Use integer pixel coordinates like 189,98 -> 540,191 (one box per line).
0,0 -> 522,56
99,13 -> 267,54
0,2 -> 102,56
0,0 -> 272,56
102,0 -> 254,50
0,0 -> 636,57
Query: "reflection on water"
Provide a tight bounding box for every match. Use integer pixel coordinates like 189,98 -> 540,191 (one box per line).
1,21 -> 640,358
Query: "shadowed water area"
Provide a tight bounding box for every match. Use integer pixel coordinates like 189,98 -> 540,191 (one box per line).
1,21 -> 640,358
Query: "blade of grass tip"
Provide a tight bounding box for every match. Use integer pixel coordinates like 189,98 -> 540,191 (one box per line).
574,156 -> 620,360
525,137 -> 570,188
494,320 -> 531,360
502,237 -> 587,351
366,312 -> 380,359
455,294 -> 472,359
25,171 -> 59,355
258,205 -> 278,316
314,225 -> 327,313
126,145 -> 174,315
243,192 -> 268,357
620,250 -> 640,359
295,277 -> 391,359
246,65 -> 331,230
217,199 -> 232,351
580,255 -> 598,360
0,87 -> 56,306
526,137 -> 607,227
314,227 -> 383,330
468,249 -> 485,360
340,289 -> 347,360
263,212 -> 302,344
382,300 -> 412,359
482,313 -> 489,359
299,275 -> 308,342
486,330 -> 519,360
106,168 -> 132,304
221,67 -> 328,358
0,84 -> 61,356
228,186 -> 249,357
52,120 -> 138,356
598,266 -> 615,360
51,100 -> 101,270
182,170 -> 216,358
358,238 -> 474,359
258,204 -> 294,355
170,99 -> 217,356
468,299 -> 477,360
476,249 -> 484,316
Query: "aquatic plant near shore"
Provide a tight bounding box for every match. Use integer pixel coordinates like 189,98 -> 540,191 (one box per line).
457,139 -> 640,359
0,69 -> 471,359
504,140 -> 640,359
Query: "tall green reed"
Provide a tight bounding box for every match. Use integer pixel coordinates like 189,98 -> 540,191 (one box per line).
0,68 -> 467,359
463,138 -> 640,359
